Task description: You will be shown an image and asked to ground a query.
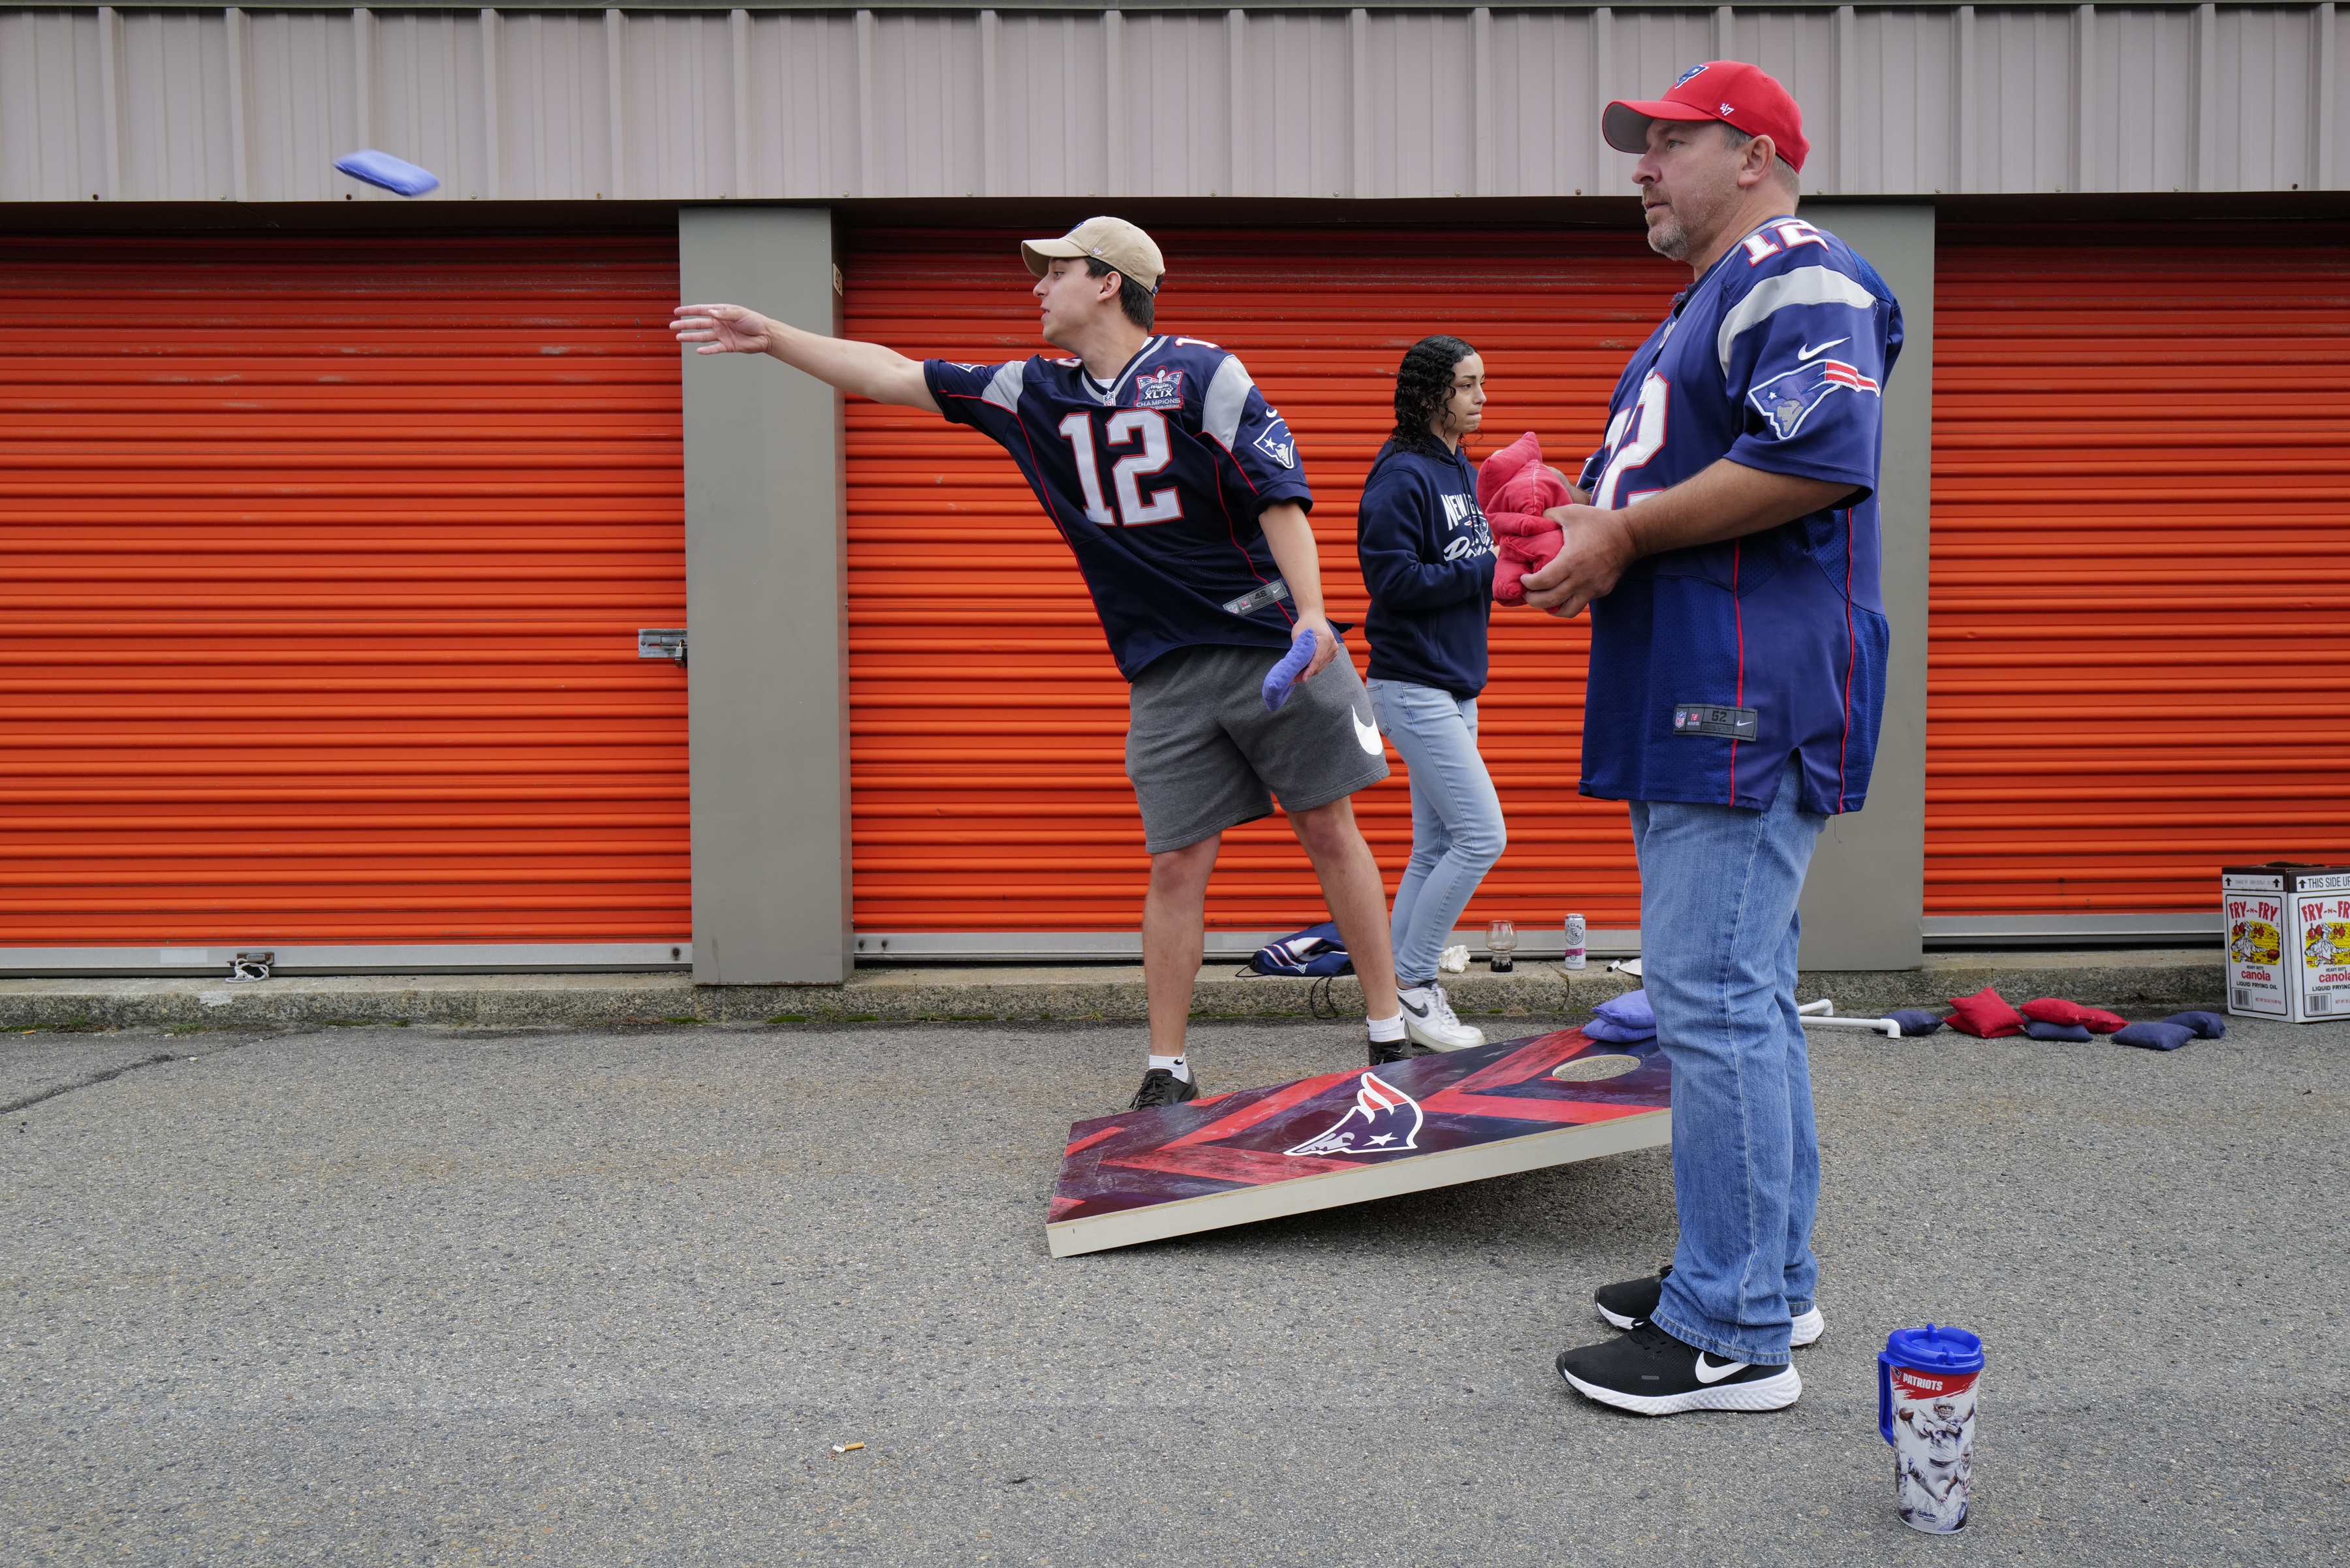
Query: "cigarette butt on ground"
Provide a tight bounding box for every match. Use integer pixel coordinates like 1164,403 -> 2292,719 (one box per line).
831,1443 -> 864,1454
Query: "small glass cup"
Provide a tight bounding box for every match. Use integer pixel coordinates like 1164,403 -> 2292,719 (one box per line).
1486,918 -> 1518,973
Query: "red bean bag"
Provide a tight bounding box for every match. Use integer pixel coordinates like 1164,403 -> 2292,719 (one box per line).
1945,986 -> 2027,1038
1476,431 -> 1570,606
2018,997 -> 2129,1034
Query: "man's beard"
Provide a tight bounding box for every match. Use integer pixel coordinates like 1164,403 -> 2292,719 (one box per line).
1648,178 -> 1741,262
1645,202 -> 1695,260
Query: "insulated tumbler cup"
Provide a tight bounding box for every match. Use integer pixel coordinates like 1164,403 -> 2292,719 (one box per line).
1877,1324 -> 1984,1533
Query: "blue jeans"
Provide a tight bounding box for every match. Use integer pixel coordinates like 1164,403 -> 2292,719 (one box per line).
1631,759 -> 1826,1366
1366,680 -> 1505,987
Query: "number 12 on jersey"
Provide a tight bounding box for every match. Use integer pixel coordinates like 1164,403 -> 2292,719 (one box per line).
1593,372 -> 1670,511
1059,409 -> 1183,527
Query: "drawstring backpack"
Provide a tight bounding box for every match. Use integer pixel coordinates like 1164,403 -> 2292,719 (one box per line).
1242,921 -> 1355,1018
1244,921 -> 1353,977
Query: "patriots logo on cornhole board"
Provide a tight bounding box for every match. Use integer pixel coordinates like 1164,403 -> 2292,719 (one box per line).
1047,1029 -> 1672,1257
1283,1071 -> 1423,1155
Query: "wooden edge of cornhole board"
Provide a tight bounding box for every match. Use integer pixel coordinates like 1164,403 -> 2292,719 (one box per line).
1045,1028 -> 1673,1259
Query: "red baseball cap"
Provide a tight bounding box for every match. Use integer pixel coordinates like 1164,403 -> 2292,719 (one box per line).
1603,60 -> 1811,172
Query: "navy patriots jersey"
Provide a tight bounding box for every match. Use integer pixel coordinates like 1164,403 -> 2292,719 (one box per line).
925,337 -> 1313,678
1574,215 -> 1904,815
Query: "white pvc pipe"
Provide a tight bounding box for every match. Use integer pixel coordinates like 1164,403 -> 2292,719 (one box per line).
1800,1014 -> 1903,1037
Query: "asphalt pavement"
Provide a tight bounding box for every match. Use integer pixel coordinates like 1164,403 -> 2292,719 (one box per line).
5,1013 -> 2345,1566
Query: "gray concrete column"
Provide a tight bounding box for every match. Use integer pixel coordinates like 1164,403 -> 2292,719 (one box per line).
678,206 -> 852,984
1795,201 -> 1935,971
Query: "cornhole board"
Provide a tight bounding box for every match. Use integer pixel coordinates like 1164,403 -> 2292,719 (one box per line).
1046,1027 -> 1671,1258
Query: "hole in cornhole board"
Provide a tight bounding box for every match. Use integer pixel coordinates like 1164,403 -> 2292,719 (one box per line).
1550,1054 -> 1643,1082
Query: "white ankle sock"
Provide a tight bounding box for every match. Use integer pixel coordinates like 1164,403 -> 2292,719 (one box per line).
1147,1053 -> 1191,1084
1366,1014 -> 1405,1043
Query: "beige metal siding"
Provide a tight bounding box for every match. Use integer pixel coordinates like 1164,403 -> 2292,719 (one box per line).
0,5 -> 2343,203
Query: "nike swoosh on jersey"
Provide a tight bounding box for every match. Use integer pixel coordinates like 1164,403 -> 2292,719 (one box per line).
1795,337 -> 1851,361
1693,1354 -> 1751,1384
1352,710 -> 1384,756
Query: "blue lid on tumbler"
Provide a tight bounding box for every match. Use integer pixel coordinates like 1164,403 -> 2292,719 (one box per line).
1879,1325 -> 1984,1447
1883,1324 -> 1984,1374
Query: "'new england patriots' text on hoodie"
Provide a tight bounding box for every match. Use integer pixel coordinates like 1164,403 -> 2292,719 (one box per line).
1356,441 -> 1497,698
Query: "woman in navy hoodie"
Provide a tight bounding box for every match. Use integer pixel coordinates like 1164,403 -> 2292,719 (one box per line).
1358,335 -> 1501,1055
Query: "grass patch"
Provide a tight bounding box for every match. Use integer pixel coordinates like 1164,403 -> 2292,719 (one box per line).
165,1022 -> 208,1036
659,1016 -> 704,1025
945,1014 -> 997,1022
768,1014 -> 810,1024
839,1013 -> 881,1023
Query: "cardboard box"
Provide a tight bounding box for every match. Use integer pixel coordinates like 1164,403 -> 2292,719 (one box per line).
2222,863 -> 2350,1022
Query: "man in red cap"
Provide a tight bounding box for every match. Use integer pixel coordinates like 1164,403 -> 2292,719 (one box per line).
1525,64 -> 1905,1416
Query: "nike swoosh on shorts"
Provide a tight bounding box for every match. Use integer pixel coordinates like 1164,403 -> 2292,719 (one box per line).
1352,710 -> 1383,756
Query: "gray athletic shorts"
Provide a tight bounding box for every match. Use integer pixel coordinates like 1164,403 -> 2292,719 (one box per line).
1125,642 -> 1390,853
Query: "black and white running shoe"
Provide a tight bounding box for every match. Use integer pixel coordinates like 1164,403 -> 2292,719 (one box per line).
1128,1068 -> 1201,1110
1368,1036 -> 1435,1066
1593,1264 -> 1824,1347
1555,1321 -> 1802,1416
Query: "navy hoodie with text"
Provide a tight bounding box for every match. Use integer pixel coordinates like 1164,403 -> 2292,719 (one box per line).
1357,441 -> 1497,698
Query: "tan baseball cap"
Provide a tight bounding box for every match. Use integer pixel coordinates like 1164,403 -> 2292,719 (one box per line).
1020,216 -> 1165,293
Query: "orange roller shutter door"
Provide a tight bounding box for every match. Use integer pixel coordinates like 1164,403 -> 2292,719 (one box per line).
843,227 -> 1686,943
0,234 -> 690,961
1928,221 -> 2350,920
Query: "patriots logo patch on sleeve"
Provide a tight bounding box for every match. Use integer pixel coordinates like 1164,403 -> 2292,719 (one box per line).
1747,357 -> 1881,439
1133,367 -> 1185,410
1253,422 -> 1296,469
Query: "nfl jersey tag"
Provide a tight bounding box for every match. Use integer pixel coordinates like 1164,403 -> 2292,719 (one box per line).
1672,703 -> 1758,740
1221,577 -> 1294,617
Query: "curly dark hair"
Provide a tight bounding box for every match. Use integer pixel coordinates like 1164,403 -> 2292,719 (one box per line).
1385,334 -> 1479,460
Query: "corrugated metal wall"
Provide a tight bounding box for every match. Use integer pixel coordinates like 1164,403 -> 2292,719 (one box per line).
1,5 -> 2340,204
0,233 -> 691,968
1926,220 -> 2350,920
843,225 -> 1684,947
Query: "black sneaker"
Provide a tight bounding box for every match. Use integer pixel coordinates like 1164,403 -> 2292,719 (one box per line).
1555,1321 -> 1802,1416
1593,1265 -> 1674,1330
1367,1036 -> 1435,1066
1128,1067 -> 1201,1110
1594,1264 -> 1823,1347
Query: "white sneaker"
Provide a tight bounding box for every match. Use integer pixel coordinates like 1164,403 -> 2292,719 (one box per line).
1398,984 -> 1484,1051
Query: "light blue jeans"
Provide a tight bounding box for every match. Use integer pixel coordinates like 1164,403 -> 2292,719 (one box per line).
1366,679 -> 1505,988
1631,759 -> 1827,1366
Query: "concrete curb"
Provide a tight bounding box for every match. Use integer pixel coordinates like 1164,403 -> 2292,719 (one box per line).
0,951 -> 2224,1031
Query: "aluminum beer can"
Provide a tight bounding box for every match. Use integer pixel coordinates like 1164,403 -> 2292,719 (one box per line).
1561,913 -> 1587,970
1878,1324 -> 1984,1533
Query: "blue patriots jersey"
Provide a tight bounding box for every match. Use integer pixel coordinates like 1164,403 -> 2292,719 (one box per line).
1574,216 -> 1905,815
925,337 -> 1313,678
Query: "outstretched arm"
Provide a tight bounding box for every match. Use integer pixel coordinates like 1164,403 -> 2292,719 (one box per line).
670,302 -> 939,413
